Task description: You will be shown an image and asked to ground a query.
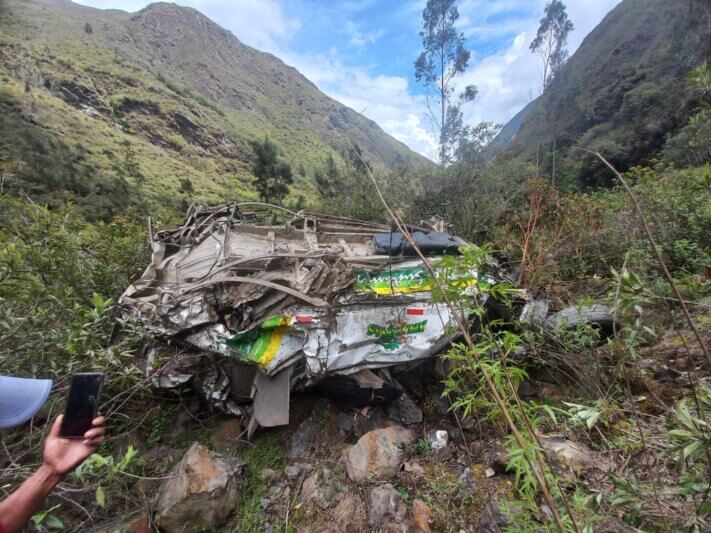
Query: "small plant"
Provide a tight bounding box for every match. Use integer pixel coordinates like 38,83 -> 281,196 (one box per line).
31,504 -> 64,531
415,437 -> 431,456
73,446 -> 140,508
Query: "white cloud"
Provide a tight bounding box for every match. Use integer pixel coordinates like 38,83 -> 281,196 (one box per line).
280,50 -> 439,160
458,0 -> 622,127
344,21 -> 384,47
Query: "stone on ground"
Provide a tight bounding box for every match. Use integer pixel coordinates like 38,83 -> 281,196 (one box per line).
284,462 -> 312,480
211,418 -> 242,453
155,442 -> 246,532
367,483 -> 407,526
539,435 -> 596,476
289,411 -> 320,458
425,429 -> 448,450
344,426 -> 414,482
333,490 -> 368,530
409,499 -> 433,532
386,391 -> 424,425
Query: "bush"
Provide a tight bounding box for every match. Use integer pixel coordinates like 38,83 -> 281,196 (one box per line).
496,163 -> 710,294
0,196 -> 149,378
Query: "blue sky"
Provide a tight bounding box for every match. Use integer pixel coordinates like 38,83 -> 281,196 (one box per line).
75,0 -> 621,160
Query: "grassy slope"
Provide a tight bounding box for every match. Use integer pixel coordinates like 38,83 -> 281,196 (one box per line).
0,0 -> 431,218
499,0 -> 708,187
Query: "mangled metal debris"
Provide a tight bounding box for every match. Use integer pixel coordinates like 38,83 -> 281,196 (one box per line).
120,202 -> 615,434
120,203 -> 484,431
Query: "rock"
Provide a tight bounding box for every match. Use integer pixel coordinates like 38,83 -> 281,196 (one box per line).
456,467 -> 479,500
539,435 -> 595,476
392,499 -> 433,532
211,418 -> 243,453
468,440 -> 484,459
434,445 -> 453,462
446,425 -> 464,445
410,499 -> 433,532
115,513 -> 152,533
386,392 -> 423,425
403,461 -> 424,474
352,405 -> 391,437
299,468 -> 339,509
333,490 -> 367,530
457,412 -> 476,430
425,430 -> 448,450
429,392 -> 451,414
368,483 -> 407,526
484,467 -> 496,478
300,472 -> 321,501
337,411 -> 354,433
284,462 -> 312,480
289,412 -> 320,458
155,442 -> 246,532
345,426 -> 414,482
486,446 -> 510,474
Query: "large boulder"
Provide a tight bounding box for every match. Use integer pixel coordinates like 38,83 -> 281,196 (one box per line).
155,442 -> 246,532
345,425 -> 413,482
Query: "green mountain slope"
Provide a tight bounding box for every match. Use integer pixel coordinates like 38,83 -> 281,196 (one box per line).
0,0 -> 430,218
484,99 -> 535,162
497,0 -> 709,187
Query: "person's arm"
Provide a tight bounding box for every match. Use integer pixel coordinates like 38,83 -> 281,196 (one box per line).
0,415 -> 105,533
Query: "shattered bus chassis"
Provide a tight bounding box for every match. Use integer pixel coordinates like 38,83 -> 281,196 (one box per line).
120,202 -> 612,435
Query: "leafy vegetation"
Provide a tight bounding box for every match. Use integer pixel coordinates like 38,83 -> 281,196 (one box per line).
415,0 -> 477,164
249,136 -> 294,204
0,0 -> 709,531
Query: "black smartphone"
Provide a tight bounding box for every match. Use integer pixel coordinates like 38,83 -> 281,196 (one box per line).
59,372 -> 104,438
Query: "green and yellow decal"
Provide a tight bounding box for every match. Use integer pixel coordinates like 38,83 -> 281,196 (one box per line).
367,320 -> 428,349
355,268 -> 432,295
221,315 -> 291,365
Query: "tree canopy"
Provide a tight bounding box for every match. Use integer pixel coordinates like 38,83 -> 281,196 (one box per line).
415,0 -> 477,164
249,136 -> 293,204
530,0 -> 574,90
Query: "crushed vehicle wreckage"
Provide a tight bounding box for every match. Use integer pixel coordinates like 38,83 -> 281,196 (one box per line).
120,202 -> 615,436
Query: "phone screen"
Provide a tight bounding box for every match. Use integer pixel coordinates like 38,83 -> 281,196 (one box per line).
59,373 -> 104,438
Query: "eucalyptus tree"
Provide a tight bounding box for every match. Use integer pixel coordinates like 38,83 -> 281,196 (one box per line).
530,0 -> 573,184
415,0 -> 477,164
530,0 -> 574,91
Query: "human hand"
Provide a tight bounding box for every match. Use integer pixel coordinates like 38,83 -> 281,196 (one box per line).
42,415 -> 106,477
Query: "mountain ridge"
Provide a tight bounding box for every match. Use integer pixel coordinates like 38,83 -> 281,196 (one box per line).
0,0 -> 430,218
488,0 -> 708,186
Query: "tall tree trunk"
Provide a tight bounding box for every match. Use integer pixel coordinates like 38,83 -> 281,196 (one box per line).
440,47 -> 446,165
551,135 -> 557,187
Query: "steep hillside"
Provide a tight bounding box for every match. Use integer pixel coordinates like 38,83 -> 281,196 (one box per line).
0,0 -> 430,218
484,99 -> 535,161
498,0 -> 709,187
